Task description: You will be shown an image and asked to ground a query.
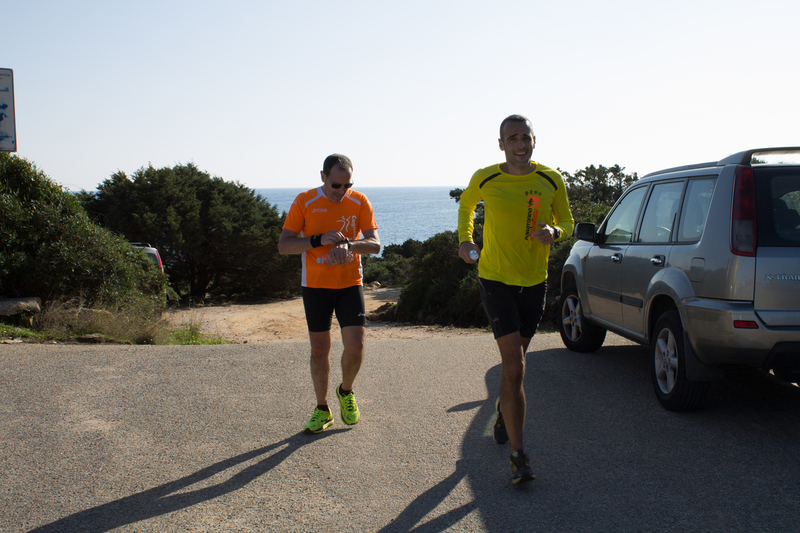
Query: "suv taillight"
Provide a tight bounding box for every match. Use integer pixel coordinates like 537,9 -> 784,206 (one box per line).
731,165 -> 757,257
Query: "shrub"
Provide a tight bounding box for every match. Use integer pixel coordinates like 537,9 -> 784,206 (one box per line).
0,153 -> 166,309
362,238 -> 421,286
393,231 -> 487,327
80,163 -> 299,301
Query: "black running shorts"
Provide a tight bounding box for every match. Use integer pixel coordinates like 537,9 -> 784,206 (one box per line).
301,285 -> 366,332
478,277 -> 547,339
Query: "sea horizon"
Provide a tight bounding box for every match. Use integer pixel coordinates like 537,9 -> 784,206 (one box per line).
255,186 -> 462,250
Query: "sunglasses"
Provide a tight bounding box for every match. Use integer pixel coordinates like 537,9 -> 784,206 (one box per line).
330,182 -> 354,190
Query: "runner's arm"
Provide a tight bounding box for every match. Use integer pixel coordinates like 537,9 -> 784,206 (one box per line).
348,228 -> 381,256
457,174 -> 482,263
278,229 -> 347,255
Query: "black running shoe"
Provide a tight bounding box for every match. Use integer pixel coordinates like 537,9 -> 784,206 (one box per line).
510,451 -> 536,485
493,398 -> 508,444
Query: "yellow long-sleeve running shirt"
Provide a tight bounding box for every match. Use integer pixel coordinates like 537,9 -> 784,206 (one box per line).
457,161 -> 574,287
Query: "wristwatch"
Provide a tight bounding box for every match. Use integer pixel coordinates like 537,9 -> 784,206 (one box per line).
552,227 -> 561,241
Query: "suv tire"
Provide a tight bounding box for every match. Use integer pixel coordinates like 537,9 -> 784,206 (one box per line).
651,311 -> 710,411
559,283 -> 606,353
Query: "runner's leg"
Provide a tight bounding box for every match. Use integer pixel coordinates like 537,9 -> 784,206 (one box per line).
497,331 -> 526,452
335,286 -> 366,391
340,325 -> 365,390
309,331 -> 332,405
303,287 -> 336,407
502,282 -> 543,451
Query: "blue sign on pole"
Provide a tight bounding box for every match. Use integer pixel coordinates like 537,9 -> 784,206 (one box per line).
0,68 -> 16,152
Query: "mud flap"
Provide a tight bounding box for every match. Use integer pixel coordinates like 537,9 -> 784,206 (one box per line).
684,331 -> 723,382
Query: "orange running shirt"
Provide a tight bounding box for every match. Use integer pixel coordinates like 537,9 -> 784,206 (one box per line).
283,187 -> 378,289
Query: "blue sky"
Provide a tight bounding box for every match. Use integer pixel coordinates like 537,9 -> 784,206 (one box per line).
4,0 -> 799,191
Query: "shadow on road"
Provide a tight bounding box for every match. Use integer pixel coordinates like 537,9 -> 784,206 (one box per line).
380,342 -> 800,532
377,360 -> 510,532
29,430 -> 345,533
378,459 -> 479,533
27,339 -> 800,532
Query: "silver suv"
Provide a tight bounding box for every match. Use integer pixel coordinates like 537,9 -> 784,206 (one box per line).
559,147 -> 800,411
130,242 -> 164,272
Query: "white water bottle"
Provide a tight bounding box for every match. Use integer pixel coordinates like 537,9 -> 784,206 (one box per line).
469,249 -> 480,261
317,252 -> 355,264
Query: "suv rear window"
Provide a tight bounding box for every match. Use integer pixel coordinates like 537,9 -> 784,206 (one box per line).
677,178 -> 715,243
755,167 -> 800,246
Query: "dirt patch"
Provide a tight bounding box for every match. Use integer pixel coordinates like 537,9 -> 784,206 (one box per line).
163,286 -> 486,344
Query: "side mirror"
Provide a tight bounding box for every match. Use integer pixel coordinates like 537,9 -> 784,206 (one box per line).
574,222 -> 597,242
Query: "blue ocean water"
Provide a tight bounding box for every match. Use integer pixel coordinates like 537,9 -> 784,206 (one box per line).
255,186 -> 460,250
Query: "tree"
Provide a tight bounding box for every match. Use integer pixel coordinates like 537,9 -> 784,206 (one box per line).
81,163 -> 299,300
561,164 -> 638,225
362,238 -> 421,286
0,153 -> 166,307
393,231 -> 486,327
449,188 -> 483,246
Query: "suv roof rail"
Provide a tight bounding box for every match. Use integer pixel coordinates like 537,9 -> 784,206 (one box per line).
717,147 -> 800,166
643,147 -> 800,179
129,242 -> 153,247
643,161 -> 717,179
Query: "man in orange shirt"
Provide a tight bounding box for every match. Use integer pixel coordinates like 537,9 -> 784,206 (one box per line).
279,154 -> 381,434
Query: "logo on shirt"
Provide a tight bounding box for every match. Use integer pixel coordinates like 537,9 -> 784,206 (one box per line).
525,195 -> 540,240
312,208 -> 328,213
339,215 -> 358,238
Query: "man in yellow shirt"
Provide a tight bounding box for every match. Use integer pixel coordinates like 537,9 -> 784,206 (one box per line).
458,115 -> 574,484
279,154 -> 381,434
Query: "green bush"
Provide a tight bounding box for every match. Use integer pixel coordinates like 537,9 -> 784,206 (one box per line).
0,153 -> 166,308
362,238 -> 421,286
80,163 -> 299,301
384,239 -> 422,259
392,231 -> 487,327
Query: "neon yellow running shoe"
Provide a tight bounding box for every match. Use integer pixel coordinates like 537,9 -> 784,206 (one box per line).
336,385 -> 360,425
303,407 -> 334,434
510,450 -> 536,485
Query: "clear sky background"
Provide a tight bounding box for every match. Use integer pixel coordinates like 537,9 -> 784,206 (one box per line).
4,0 -> 799,191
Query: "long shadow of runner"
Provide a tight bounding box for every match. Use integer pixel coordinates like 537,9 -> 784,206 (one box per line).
382,343 -> 800,532
378,364 -> 507,532
30,430 -> 346,533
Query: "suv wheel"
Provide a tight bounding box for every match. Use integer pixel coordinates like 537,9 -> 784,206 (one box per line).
651,311 -> 710,411
559,283 -> 606,352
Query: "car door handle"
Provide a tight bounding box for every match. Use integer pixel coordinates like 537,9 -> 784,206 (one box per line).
611,254 -> 622,263
650,255 -> 665,266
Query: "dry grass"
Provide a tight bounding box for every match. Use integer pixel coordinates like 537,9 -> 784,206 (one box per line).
34,299 -> 167,344
168,308 -> 225,345
28,299 -> 225,345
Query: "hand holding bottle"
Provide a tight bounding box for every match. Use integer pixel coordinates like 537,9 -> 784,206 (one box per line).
458,241 -> 480,264
316,239 -> 355,265
317,251 -> 355,264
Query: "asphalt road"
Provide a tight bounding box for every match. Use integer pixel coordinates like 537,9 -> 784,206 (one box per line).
2,332 -> 800,532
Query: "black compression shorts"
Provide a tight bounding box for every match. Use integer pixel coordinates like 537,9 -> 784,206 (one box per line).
301,285 -> 366,332
478,277 -> 547,339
